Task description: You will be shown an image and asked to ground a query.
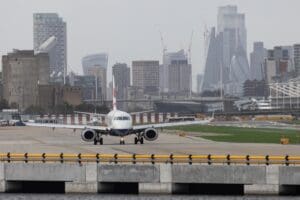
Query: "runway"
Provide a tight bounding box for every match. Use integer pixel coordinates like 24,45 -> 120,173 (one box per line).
0,126 -> 299,155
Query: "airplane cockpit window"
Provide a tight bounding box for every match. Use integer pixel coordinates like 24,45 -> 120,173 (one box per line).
114,116 -> 130,120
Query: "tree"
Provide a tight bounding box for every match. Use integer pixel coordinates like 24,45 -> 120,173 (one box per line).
10,102 -> 19,109
0,99 -> 10,110
74,103 -> 95,113
52,102 -> 74,115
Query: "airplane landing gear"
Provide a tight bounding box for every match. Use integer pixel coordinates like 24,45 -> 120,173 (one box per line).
120,137 -> 125,145
134,135 -> 144,144
134,137 -> 138,144
94,133 -> 103,145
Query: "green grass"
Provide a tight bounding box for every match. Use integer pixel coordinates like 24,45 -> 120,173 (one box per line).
168,125 -> 300,144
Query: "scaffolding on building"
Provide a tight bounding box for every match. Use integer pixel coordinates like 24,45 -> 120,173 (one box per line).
269,78 -> 300,109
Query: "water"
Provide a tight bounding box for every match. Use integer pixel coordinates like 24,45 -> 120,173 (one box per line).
0,195 -> 300,200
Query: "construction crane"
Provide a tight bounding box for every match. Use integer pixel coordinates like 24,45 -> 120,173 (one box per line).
187,30 -> 194,99
159,30 -> 167,58
158,30 -> 168,96
187,30 -> 194,65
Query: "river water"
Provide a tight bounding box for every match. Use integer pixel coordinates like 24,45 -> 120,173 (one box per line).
0,195 -> 300,200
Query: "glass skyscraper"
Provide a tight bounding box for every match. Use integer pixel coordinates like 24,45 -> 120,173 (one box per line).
33,13 -> 67,82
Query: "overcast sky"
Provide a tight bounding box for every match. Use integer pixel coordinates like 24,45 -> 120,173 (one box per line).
1,0 -> 300,88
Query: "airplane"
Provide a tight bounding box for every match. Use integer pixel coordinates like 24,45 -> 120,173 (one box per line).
74,110 -> 154,126
26,76 -> 214,145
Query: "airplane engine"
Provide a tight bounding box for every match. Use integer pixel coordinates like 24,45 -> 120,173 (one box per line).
143,128 -> 158,141
81,129 -> 96,142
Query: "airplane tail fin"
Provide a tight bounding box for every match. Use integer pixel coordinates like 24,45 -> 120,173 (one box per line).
112,75 -> 117,111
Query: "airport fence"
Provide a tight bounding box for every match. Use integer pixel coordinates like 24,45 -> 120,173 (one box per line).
0,153 -> 299,165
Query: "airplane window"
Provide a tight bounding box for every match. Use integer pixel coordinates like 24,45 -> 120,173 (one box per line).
114,116 -> 130,120
123,116 -> 130,120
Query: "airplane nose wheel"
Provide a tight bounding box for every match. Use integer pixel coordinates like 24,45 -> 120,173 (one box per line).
120,137 -> 125,145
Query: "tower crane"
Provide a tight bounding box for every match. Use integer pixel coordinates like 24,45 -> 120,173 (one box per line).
188,30 -> 194,65
187,30 -> 194,99
159,31 -> 167,58
159,30 -> 168,96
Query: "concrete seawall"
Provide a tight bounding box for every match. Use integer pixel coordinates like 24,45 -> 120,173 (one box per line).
0,163 -> 300,195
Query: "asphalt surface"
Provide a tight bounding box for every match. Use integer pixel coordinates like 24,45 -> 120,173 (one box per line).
0,126 -> 299,155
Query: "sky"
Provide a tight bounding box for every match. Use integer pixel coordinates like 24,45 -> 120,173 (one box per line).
1,0 -> 300,89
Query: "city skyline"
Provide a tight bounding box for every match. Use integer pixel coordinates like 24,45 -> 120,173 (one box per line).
1,0 -> 300,89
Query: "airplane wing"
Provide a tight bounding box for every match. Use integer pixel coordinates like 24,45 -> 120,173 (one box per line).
129,110 -> 154,115
25,122 -> 108,131
132,119 -> 212,130
74,111 -> 106,117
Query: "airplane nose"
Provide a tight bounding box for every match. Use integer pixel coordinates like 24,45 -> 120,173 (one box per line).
113,121 -> 131,129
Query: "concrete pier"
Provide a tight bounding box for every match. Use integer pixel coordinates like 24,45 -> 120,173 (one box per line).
0,164 -> 5,192
244,165 -> 281,194
65,163 -> 97,193
0,163 -> 299,195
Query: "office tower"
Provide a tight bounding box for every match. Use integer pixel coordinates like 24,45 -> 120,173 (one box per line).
112,63 -> 130,101
82,53 -> 108,75
264,58 -> 277,84
264,46 -> 293,83
202,27 -> 222,93
160,50 -> 187,92
250,42 -> 267,81
218,5 -> 247,54
196,74 -> 203,94
202,5 -> 249,97
294,44 -> 300,74
86,66 -> 107,102
38,84 -> 82,110
167,51 -> 191,95
107,81 -> 113,101
68,72 -> 100,101
132,60 -> 159,95
82,54 -> 108,101
33,13 -> 67,82
218,5 -> 249,96
2,50 -> 49,111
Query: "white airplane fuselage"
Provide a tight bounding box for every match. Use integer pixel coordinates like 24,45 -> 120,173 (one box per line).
106,110 -> 133,136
